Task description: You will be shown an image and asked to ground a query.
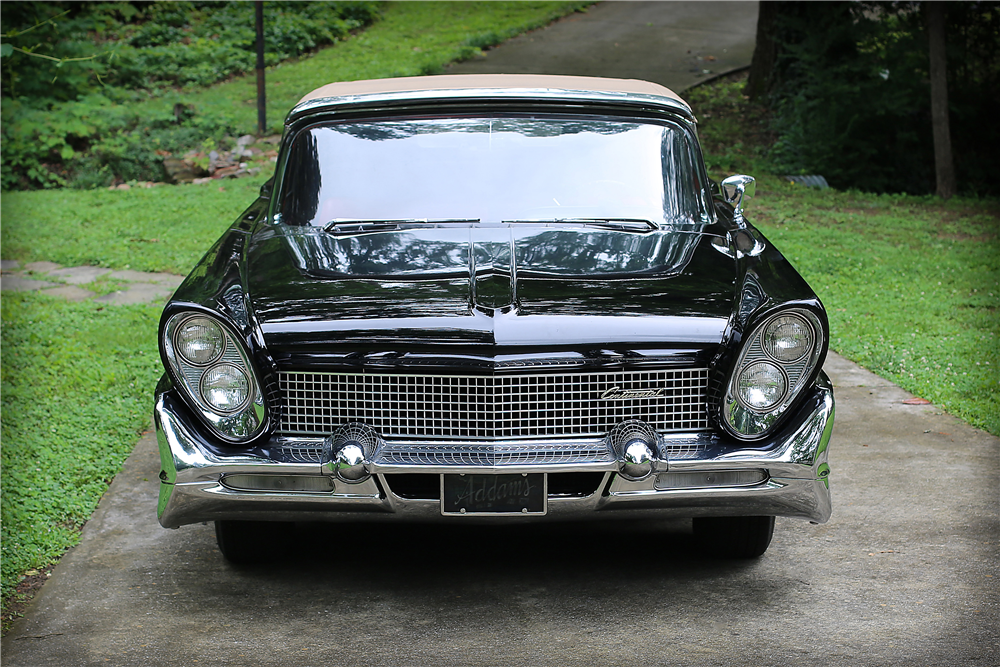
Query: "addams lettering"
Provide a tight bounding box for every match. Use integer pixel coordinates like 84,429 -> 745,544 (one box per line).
453,475 -> 536,508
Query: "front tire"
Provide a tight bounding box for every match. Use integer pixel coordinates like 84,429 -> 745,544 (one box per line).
214,520 -> 294,564
693,515 -> 775,558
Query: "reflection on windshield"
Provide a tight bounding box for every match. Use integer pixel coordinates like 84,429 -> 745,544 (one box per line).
279,116 -> 710,227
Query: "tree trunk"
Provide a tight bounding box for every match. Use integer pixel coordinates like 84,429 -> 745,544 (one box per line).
745,1 -> 778,101
927,2 -> 956,198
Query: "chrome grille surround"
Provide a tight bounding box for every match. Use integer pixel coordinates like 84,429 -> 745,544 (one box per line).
278,369 -> 710,440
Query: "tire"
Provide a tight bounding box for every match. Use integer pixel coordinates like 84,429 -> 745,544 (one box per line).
693,515 -> 775,559
214,520 -> 295,564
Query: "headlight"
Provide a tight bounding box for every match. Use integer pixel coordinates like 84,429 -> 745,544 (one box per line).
200,364 -> 251,412
175,317 -> 225,365
162,311 -> 267,442
762,314 -> 813,362
736,361 -> 787,410
723,308 -> 824,439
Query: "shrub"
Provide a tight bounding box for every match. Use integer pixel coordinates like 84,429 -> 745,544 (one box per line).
0,1 -> 381,188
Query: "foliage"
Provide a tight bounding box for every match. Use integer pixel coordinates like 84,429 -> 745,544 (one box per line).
685,77 -> 776,177
1,294 -> 163,603
0,1 -> 380,190
763,2 -> 1000,196
0,2 -> 380,99
0,1 -> 589,190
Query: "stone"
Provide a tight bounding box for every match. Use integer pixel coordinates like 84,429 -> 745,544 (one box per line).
24,261 -> 62,272
163,157 -> 208,184
1,260 -> 21,272
1,276 -> 60,291
45,266 -> 112,285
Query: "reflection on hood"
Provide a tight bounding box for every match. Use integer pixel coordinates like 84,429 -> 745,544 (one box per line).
274,224 -> 704,279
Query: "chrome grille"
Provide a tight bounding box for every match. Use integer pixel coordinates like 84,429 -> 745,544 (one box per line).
278,369 -> 709,439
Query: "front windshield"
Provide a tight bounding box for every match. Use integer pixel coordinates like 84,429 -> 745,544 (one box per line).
278,115 -> 710,227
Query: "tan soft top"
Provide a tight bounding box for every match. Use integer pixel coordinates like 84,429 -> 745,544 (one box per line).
297,74 -> 686,107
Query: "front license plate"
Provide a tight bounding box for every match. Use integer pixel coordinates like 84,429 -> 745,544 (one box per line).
441,474 -> 546,516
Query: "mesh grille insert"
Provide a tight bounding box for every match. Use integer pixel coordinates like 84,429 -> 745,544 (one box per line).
278,369 -> 709,440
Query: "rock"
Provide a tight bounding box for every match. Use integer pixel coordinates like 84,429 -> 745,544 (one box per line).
1,276 -> 60,292
46,266 -> 112,284
237,134 -> 256,147
24,261 -> 62,272
163,157 -> 208,184
213,165 -> 241,178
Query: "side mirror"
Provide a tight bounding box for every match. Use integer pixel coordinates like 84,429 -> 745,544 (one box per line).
721,174 -> 756,228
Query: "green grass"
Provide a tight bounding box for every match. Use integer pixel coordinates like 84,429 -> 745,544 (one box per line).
750,180 -> 1000,434
98,1 -> 593,137
687,72 -> 1000,435
1,177 -> 270,275
0,294 -> 163,605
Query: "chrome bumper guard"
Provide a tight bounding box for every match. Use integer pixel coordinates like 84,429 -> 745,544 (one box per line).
155,373 -> 834,528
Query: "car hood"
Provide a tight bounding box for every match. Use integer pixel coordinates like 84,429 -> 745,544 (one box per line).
246,224 -> 736,350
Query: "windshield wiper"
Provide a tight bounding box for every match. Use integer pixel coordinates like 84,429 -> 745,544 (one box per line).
323,218 -> 480,235
504,218 -> 659,232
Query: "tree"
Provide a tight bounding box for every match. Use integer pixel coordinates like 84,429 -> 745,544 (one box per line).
926,2 -> 956,198
745,1 -> 778,101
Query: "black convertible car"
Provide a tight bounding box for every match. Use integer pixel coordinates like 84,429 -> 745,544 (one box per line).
155,75 -> 834,562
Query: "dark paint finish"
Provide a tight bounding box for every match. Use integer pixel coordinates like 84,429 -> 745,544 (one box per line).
245,223 -> 737,351
159,87 -> 828,448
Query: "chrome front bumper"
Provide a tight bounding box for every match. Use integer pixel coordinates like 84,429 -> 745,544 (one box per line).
155,374 -> 834,528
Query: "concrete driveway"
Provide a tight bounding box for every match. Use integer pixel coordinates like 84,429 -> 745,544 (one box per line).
3,3 -> 998,665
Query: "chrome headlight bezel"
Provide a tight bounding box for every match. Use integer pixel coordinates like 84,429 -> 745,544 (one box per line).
162,310 -> 268,443
722,308 -> 825,440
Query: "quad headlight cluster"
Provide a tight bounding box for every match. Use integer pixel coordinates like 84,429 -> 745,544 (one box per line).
723,309 -> 824,438
162,312 -> 267,442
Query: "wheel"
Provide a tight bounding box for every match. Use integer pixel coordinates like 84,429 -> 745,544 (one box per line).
693,515 -> 775,559
214,520 -> 294,564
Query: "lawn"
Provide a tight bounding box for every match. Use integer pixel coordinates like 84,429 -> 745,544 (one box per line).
2,8 -> 997,631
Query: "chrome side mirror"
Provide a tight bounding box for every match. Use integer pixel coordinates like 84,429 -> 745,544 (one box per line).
721,174 -> 756,228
